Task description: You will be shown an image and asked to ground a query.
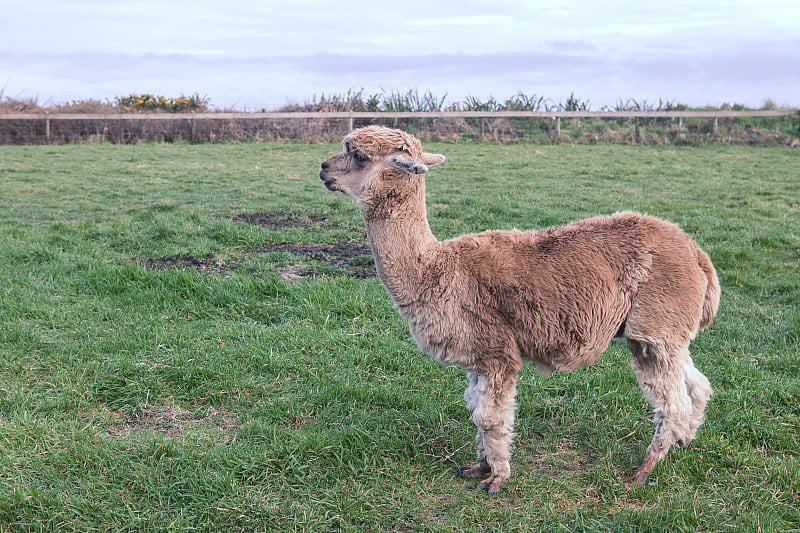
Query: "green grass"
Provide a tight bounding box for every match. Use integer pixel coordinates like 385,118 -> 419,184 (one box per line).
1,141 -> 798,531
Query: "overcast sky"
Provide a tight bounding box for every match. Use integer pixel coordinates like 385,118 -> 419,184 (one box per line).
2,0 -> 799,110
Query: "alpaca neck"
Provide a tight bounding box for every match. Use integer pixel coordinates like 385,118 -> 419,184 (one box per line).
361,181 -> 440,308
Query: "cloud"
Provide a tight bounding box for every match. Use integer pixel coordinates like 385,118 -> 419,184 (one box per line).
2,40 -> 798,110
3,0 -> 799,111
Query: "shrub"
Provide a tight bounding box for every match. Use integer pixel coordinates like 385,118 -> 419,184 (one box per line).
115,93 -> 209,113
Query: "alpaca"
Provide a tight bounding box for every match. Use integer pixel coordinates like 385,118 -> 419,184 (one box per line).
319,126 -> 719,494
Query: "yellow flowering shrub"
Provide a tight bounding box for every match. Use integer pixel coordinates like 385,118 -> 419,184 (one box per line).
115,93 -> 209,112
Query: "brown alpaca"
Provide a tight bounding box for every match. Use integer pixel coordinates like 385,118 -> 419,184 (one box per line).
320,126 -> 719,494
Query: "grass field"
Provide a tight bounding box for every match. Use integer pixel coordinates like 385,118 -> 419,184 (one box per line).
1,141 -> 798,531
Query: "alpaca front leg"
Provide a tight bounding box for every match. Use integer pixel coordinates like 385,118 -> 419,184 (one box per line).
458,373 -> 492,479
456,426 -> 492,479
463,372 -> 518,495
476,424 -> 514,495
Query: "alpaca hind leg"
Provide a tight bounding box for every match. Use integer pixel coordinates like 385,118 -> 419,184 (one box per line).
626,339 -> 694,484
468,372 -> 518,495
681,352 -> 712,447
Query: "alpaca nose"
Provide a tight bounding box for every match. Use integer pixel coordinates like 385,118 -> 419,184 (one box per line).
321,160 -> 330,170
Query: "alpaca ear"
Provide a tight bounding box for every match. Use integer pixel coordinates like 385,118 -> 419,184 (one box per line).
388,155 -> 429,175
421,153 -> 445,167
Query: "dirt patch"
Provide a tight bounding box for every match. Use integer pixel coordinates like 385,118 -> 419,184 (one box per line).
137,241 -> 375,279
105,406 -> 239,439
254,241 -> 375,279
525,445 -> 591,478
136,212 -> 375,279
232,211 -> 327,229
276,264 -> 313,282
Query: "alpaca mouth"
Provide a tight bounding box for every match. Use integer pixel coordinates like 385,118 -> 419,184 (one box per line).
319,170 -> 337,190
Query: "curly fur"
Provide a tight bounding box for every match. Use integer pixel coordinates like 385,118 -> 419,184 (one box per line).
320,126 -> 719,493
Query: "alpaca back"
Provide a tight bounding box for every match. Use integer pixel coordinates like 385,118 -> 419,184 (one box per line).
433,212 -> 713,373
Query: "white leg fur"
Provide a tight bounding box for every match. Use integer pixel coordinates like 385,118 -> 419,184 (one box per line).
458,373 -> 492,480
682,352 -> 713,441
463,373 -> 487,462
627,339 -> 705,483
467,373 -> 518,494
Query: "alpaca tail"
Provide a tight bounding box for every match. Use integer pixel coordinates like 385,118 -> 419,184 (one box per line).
696,245 -> 720,330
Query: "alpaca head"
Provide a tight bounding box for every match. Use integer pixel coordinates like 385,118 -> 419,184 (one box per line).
319,126 -> 445,204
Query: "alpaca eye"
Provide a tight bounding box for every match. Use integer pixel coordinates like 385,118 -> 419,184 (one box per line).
353,151 -> 370,163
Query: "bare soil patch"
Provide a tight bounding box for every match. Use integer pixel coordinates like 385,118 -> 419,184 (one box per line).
231,211 -> 327,229
525,445 -> 591,478
254,241 -> 375,278
137,242 -> 375,279
136,212 -> 375,279
105,406 -> 240,439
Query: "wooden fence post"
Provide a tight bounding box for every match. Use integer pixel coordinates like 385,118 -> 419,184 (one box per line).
45,113 -> 51,143
347,113 -> 353,132
555,117 -> 561,140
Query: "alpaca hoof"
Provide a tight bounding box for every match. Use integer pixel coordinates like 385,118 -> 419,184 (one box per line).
477,475 -> 505,495
457,460 -> 491,479
625,471 -> 649,485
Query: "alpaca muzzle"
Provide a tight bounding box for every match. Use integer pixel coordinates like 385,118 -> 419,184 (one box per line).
319,163 -> 337,191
